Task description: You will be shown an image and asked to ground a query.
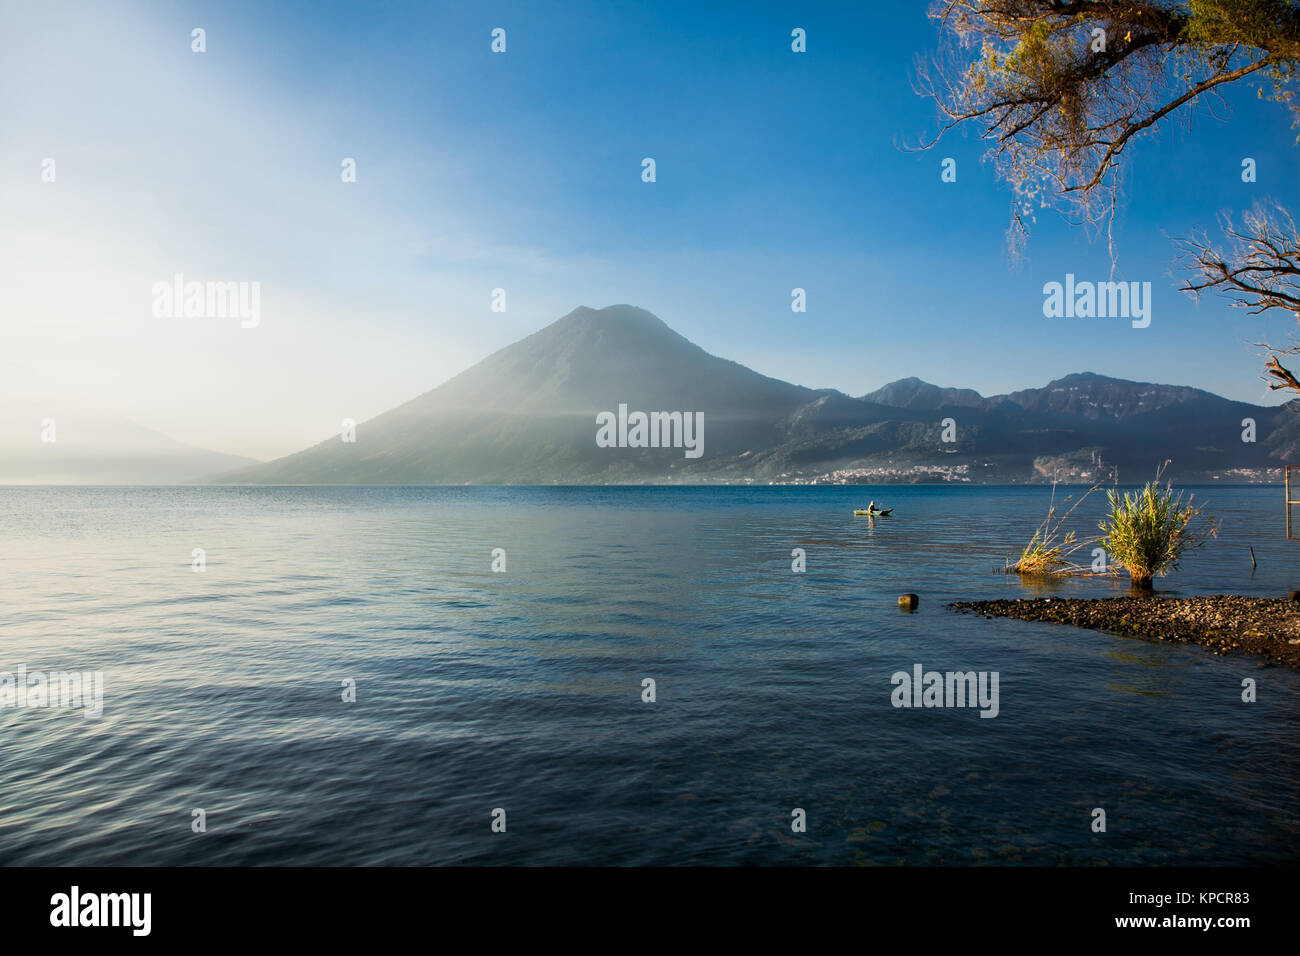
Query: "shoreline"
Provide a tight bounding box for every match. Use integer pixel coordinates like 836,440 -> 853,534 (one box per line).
950,595 -> 1300,669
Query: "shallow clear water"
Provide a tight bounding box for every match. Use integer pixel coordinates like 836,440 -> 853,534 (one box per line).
1,484 -> 1297,865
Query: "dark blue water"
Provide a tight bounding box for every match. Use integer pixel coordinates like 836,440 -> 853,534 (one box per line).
1,485 -> 1297,865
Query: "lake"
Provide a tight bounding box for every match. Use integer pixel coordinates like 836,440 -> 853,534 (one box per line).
1,484 -> 1297,865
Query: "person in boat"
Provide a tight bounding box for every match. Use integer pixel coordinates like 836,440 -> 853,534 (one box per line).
868,500 -> 876,512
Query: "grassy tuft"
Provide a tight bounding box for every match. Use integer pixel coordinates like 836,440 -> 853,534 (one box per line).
1007,473 -> 1108,577
1011,527 -> 1079,576
1098,469 -> 1217,589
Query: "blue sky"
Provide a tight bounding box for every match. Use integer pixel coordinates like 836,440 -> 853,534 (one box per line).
2,0 -> 1297,458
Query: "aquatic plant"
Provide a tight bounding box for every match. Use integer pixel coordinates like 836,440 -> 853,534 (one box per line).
1008,478 -> 1105,577
1012,526 -> 1077,576
1099,468 -> 1217,590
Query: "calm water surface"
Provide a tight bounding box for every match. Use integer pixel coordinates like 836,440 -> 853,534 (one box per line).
1,485 -> 1297,865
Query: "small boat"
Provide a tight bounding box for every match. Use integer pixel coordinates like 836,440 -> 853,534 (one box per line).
854,508 -> 892,516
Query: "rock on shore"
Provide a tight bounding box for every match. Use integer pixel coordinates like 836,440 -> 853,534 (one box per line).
949,595 -> 1300,668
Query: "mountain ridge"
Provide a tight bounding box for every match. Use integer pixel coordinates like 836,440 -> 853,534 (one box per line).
214,305 -> 1295,485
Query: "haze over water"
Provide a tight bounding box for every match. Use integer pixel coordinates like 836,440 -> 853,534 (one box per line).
1,484 -> 1297,865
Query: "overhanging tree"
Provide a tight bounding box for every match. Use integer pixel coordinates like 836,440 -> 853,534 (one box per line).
919,0 -> 1300,389
920,0 -> 1299,239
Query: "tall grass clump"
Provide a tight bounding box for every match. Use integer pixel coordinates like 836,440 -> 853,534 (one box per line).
1098,470 -> 1217,590
1012,526 -> 1077,576
1008,478 -> 1105,577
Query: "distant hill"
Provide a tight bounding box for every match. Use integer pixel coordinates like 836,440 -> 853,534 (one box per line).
861,377 -> 985,411
0,400 -> 257,484
215,305 -> 1296,485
